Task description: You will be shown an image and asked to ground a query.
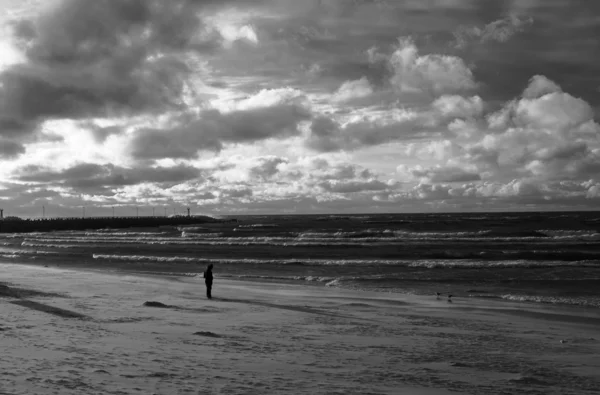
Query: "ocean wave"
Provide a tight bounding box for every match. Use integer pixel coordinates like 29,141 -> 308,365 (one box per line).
18,228 -> 600,246
90,254 -> 600,268
408,259 -> 600,269
1,248 -> 58,255
176,226 -> 223,233
325,279 -> 343,287
122,270 -> 200,277
92,254 -> 415,266
21,236 -> 397,247
181,232 -> 223,238
22,237 -> 198,245
0,254 -> 22,259
21,234 -> 600,248
298,230 -> 396,238
316,215 -> 353,221
539,230 -> 600,239
22,241 -> 80,249
221,274 -> 336,283
0,250 -> 57,259
499,294 -> 600,308
236,224 -> 279,229
83,231 -> 170,237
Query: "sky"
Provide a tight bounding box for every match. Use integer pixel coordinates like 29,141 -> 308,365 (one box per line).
0,0 -> 600,217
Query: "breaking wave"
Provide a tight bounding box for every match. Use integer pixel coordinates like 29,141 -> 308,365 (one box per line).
498,294 -> 600,308
92,254 -> 412,266
236,224 -> 279,229
408,259 -> 600,268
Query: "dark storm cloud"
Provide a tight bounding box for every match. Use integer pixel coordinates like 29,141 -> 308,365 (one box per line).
464,0 -> 600,105
207,0 -> 487,89
129,104 -> 311,160
213,0 -> 600,113
318,179 -> 388,194
306,114 -> 438,152
411,167 -> 481,183
248,157 -> 288,180
0,0 -> 265,145
0,117 -> 38,138
15,162 -> 203,189
0,139 -> 26,159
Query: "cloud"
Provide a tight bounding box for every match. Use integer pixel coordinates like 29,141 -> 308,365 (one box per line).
443,76 -> 600,182
15,162 -> 203,191
305,116 -> 343,152
128,103 -> 311,160
306,107 -> 437,152
432,95 -> 484,118
374,37 -> 477,96
401,165 -> 481,183
1,0 -> 600,214
0,139 -> 26,159
81,123 -> 125,144
332,77 -> 374,102
453,15 -> 534,49
209,155 -> 289,183
522,75 -> 562,99
514,89 -> 593,130
197,191 -> 217,200
318,179 -> 389,194
248,156 -> 288,180
220,186 -> 253,199
0,0 -> 267,149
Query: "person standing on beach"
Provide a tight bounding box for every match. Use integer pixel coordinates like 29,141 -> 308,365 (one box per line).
203,264 -> 214,299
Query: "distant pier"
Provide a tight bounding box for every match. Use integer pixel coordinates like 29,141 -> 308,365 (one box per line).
0,215 -> 232,234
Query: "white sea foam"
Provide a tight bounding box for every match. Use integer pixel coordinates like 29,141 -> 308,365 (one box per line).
19,230 -> 600,248
177,227 -> 211,232
236,224 -> 279,229
21,236 -> 400,247
83,231 -> 170,237
1,248 -> 58,255
500,294 -> 600,308
325,279 -> 342,287
22,241 -> 80,249
92,254 -> 412,266
408,259 -> 600,269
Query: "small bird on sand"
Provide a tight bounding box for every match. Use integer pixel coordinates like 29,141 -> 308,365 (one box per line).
436,292 -> 441,300
447,294 -> 453,302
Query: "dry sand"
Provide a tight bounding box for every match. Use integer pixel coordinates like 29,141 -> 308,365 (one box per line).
1,264 -> 600,395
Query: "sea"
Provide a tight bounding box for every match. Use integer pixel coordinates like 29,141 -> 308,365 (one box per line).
2,212 -> 600,308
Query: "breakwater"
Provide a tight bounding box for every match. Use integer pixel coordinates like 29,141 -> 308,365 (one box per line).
0,216 -> 231,233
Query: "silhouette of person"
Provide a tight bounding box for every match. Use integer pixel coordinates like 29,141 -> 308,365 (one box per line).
203,264 -> 214,299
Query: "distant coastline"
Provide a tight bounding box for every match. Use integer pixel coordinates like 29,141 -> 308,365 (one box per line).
0,215 -> 233,233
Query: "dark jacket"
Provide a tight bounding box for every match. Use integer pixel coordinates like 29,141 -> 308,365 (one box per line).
203,270 -> 213,284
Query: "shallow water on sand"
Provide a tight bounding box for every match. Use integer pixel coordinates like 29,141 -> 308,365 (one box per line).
2,212 -> 600,308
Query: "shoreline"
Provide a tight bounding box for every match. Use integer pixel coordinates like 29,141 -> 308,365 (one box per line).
6,259 -> 600,312
2,263 -> 600,394
4,262 -> 600,327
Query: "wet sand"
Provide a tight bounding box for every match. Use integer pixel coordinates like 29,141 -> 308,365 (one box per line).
1,263 -> 599,394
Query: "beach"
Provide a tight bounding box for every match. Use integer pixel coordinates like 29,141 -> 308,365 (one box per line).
1,263 -> 599,395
